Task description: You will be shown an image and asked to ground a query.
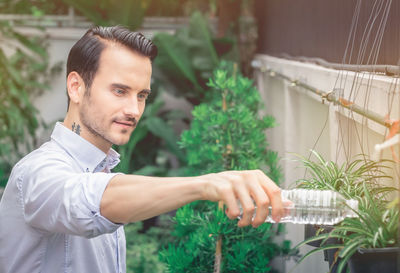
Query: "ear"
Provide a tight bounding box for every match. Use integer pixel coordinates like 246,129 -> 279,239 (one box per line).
67,71 -> 85,104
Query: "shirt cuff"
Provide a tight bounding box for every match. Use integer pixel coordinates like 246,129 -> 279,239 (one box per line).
79,172 -> 124,236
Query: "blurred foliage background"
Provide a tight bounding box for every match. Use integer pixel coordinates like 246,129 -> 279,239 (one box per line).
1,0 -> 216,17
0,20 -> 61,187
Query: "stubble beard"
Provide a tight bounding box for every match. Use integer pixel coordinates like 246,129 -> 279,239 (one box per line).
79,93 -> 136,147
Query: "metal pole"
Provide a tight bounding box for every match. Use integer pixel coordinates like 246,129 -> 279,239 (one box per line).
252,60 -> 398,131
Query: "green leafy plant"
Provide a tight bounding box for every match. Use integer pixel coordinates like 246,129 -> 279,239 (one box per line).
160,62 -> 292,273
180,62 -> 281,179
292,151 -> 398,273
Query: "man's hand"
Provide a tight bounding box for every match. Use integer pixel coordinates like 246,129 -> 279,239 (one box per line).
200,170 -> 283,228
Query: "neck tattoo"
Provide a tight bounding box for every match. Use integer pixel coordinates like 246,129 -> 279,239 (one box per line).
72,122 -> 81,135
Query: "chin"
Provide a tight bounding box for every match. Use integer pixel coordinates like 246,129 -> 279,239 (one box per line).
112,139 -> 129,146
110,135 -> 131,146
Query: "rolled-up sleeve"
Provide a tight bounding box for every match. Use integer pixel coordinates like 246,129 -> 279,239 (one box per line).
20,158 -> 123,238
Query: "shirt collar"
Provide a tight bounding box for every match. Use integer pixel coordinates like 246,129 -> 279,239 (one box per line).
51,122 -> 120,173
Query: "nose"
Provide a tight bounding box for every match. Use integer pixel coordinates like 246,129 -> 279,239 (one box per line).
123,95 -> 141,118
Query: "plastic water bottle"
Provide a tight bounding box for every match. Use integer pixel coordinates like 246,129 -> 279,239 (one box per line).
239,189 -> 359,225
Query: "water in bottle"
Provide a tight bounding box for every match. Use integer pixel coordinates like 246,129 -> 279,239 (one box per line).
239,189 -> 359,225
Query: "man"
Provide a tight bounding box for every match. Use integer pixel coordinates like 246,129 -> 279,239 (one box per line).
0,26 -> 283,273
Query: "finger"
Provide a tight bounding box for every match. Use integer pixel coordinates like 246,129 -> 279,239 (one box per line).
220,188 -> 240,220
235,183 -> 255,227
248,182 -> 270,227
257,172 -> 283,222
282,199 -> 294,218
214,173 -> 241,219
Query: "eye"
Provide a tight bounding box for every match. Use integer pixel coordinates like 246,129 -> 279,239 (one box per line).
114,89 -> 126,95
138,92 -> 150,101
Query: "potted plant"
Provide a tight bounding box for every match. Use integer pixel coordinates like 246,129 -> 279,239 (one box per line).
328,186 -> 398,273
292,151 -> 399,273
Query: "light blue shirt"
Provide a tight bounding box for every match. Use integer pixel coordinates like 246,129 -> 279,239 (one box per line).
0,122 -> 127,273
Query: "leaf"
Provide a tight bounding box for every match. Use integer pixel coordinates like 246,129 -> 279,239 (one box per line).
338,238 -> 364,258
293,233 -> 330,249
332,226 -> 372,237
146,117 -> 186,162
336,249 -> 354,273
11,31 -> 47,58
0,50 -> 23,85
289,244 -> 343,273
153,33 -> 199,88
188,12 -> 219,67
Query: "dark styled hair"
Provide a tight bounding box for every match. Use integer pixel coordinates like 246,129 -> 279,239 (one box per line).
66,25 -> 157,107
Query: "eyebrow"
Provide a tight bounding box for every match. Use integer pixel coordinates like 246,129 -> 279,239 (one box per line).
110,83 -> 131,91
140,89 -> 152,94
110,83 -> 151,94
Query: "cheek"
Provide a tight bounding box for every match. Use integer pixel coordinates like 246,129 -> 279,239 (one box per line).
137,101 -> 146,114
94,93 -> 120,112
88,102 -> 117,123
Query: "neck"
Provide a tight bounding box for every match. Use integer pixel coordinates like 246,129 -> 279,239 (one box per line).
63,112 -> 111,154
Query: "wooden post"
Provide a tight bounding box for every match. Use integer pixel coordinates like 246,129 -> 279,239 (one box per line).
213,64 -> 236,271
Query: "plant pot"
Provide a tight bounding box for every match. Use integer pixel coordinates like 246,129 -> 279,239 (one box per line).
304,225 -> 347,273
348,247 -> 399,273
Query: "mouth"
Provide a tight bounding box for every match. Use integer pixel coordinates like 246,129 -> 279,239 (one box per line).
114,121 -> 136,128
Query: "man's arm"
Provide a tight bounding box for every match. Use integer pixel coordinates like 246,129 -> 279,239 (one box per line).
100,170 -> 283,228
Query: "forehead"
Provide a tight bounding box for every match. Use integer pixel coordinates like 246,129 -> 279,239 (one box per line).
95,41 -> 152,86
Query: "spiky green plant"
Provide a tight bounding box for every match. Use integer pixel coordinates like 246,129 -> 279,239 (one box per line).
292,151 -> 398,273
295,184 -> 398,273
294,150 -> 396,199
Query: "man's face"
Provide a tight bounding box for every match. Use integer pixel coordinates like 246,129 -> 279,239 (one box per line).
79,43 -> 152,149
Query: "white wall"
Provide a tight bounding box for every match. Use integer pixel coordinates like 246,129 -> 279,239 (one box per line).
254,54 -> 400,273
